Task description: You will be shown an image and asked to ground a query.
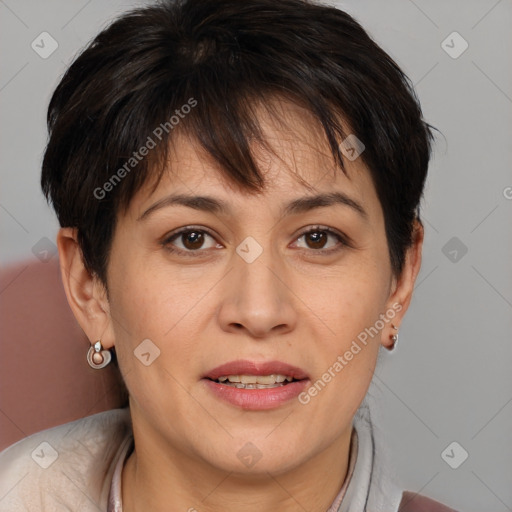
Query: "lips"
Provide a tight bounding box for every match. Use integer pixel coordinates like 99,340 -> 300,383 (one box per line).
202,359 -> 310,410
203,359 -> 309,381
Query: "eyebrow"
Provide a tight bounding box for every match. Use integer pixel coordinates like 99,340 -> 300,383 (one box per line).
137,191 -> 368,221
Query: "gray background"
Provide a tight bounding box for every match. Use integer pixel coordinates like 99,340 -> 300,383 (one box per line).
1,0 -> 511,510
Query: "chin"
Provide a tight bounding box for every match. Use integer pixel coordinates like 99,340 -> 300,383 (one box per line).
203,435 -> 310,476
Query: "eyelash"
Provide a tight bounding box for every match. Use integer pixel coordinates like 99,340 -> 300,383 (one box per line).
161,225 -> 351,257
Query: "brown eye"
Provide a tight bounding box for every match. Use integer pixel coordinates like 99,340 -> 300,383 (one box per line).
292,226 -> 348,253
304,231 -> 328,249
181,231 -> 205,250
163,227 -> 220,254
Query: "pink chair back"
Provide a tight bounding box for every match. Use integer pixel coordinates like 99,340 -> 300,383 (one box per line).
0,258 -> 126,451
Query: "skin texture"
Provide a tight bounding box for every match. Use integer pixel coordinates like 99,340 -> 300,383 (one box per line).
57,100 -> 423,512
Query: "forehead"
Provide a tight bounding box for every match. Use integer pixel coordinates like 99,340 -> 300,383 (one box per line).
131,98 -> 379,218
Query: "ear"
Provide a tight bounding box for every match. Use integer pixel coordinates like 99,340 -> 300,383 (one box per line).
381,220 -> 424,349
56,227 -> 115,349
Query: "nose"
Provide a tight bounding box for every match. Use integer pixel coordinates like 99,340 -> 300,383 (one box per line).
217,246 -> 298,338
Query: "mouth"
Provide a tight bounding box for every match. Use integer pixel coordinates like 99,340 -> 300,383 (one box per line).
206,374 -> 301,389
202,360 -> 309,410
203,359 -> 309,383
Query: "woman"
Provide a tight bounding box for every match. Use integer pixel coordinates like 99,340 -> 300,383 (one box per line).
0,0 -> 457,510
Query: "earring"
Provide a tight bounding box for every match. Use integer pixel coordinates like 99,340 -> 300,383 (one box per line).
87,340 -> 112,369
388,324 -> 399,352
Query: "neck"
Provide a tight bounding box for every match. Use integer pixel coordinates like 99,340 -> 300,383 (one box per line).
121,425 -> 353,512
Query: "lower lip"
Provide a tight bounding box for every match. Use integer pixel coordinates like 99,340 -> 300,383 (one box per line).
202,379 -> 309,410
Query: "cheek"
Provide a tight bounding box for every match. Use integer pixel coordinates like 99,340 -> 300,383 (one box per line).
300,258 -> 390,393
296,269 -> 389,424
308,260 -> 390,342
109,253 -> 202,336
107,259 -> 211,384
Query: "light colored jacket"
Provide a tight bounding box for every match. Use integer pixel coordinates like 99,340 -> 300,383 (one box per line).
0,407 -> 457,511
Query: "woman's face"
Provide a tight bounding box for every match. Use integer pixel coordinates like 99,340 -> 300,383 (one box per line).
93,101 -> 415,476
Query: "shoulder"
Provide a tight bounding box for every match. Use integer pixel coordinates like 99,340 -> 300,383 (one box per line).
0,407 -> 132,512
400,491 -> 460,512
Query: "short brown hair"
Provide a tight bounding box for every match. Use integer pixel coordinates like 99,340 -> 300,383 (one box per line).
42,0 -> 434,284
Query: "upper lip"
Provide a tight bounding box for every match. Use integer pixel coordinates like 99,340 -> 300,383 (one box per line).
204,360 -> 309,381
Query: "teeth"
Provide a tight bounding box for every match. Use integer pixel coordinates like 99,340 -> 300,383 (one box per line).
240,375 -> 258,384
231,382 -> 284,389
216,374 -> 294,384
